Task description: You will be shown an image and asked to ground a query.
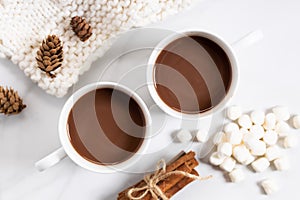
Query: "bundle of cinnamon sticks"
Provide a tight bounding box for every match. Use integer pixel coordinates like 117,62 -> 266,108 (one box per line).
117,151 -> 199,200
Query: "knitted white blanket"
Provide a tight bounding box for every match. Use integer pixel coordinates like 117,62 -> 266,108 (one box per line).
0,0 -> 194,97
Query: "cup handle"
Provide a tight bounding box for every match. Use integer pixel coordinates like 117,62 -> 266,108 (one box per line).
35,147 -> 67,171
231,30 -> 264,50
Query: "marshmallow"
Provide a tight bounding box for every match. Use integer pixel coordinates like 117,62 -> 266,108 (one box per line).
233,145 -> 251,164
220,157 -> 236,172
261,179 -> 278,195
240,127 -> 250,135
238,114 -> 252,129
263,113 -> 277,130
243,134 -> 257,148
176,129 -> 192,143
251,157 -> 270,172
209,152 -> 226,166
213,131 -> 226,145
241,128 -> 252,143
244,138 -> 267,156
243,154 -> 256,165
196,129 -> 209,143
292,115 -> 300,129
250,110 -> 265,125
227,105 -> 242,121
229,168 -> 245,183
275,121 -> 290,138
265,146 -> 281,161
217,142 -> 233,157
224,122 -> 239,133
283,134 -> 298,148
274,157 -> 290,171
249,125 -> 265,139
250,141 -> 267,156
226,130 -> 243,145
263,130 -> 278,146
272,106 -> 290,121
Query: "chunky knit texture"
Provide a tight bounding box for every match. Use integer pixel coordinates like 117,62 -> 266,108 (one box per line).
0,0 -> 195,97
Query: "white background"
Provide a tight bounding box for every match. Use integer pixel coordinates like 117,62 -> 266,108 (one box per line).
1,0 -> 300,199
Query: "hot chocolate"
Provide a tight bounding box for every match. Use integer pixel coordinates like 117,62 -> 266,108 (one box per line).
154,36 -> 232,114
67,88 -> 146,165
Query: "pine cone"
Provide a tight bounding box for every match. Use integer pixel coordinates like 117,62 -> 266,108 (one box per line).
71,16 -> 93,42
36,35 -> 63,78
0,86 -> 26,115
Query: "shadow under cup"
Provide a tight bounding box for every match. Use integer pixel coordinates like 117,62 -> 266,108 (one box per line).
152,34 -> 233,116
66,87 -> 147,166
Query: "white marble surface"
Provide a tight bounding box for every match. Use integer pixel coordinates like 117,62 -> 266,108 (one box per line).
1,0 -> 300,199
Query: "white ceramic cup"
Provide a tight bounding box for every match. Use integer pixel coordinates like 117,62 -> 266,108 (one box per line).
35,82 -> 152,173
147,30 -> 263,120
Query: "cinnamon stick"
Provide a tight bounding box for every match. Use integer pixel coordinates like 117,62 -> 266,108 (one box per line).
145,158 -> 198,200
117,152 -> 198,200
157,158 -> 198,193
118,152 -> 192,199
118,160 -> 196,200
165,169 -> 199,198
166,151 -> 196,172
118,152 -> 193,199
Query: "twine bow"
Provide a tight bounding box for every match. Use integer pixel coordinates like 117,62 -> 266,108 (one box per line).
127,160 -> 212,200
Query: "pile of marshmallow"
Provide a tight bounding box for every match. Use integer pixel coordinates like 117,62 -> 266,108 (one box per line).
208,105 -> 300,195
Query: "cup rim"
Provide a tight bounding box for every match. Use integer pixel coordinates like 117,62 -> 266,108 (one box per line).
147,29 -> 239,120
59,82 -> 152,173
